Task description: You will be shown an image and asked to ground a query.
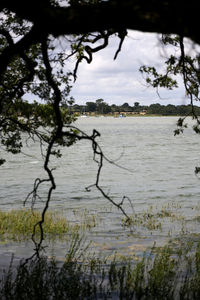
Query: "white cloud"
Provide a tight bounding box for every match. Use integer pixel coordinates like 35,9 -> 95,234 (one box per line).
70,30 -> 187,106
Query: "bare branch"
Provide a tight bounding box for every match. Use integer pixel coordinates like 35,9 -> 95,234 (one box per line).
114,29 -> 127,60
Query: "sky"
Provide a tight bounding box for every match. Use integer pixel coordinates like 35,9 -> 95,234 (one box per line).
69,30 -> 189,107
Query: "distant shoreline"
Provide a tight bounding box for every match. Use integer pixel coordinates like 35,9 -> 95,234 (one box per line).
78,114 -> 183,118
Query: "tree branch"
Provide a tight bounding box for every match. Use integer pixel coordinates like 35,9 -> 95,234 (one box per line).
1,0 -> 200,44
0,24 -> 43,80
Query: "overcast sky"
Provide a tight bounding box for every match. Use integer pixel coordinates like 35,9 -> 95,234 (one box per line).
70,30 -> 189,106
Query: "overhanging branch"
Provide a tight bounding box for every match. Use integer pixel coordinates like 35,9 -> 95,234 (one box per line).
1,0 -> 200,44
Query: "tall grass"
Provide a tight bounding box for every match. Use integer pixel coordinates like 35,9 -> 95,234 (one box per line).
0,209 -> 96,241
1,239 -> 200,299
2,208 -> 200,299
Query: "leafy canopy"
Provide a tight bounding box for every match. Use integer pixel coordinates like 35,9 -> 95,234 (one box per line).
140,34 -> 200,135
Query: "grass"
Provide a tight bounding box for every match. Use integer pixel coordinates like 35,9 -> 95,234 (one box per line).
1,239 -> 200,299
0,202 -> 188,243
0,209 -> 97,242
2,207 -> 200,298
122,202 -> 185,232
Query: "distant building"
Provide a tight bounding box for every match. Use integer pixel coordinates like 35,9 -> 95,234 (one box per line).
139,110 -> 147,115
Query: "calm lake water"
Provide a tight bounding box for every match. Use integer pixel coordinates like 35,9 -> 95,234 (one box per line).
1,116 -> 200,260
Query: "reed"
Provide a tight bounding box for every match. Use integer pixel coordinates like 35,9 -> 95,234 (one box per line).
1,240 -> 200,299
0,209 -> 95,241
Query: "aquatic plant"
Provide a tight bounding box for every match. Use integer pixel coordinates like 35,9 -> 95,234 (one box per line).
122,202 -> 185,234
0,209 -> 97,242
1,240 -> 200,299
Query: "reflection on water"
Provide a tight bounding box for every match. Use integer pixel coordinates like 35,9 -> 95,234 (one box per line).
0,116 -> 200,259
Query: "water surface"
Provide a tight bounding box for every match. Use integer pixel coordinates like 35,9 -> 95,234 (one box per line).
1,116 -> 200,259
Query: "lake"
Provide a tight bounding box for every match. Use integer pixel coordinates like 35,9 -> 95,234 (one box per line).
1,116 -> 200,261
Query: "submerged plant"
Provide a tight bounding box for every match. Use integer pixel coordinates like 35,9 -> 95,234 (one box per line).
122,202 -> 186,236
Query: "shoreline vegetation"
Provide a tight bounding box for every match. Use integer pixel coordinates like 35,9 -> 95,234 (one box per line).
1,209 -> 200,298
13,99 -> 200,119
70,99 -> 200,117
1,232 -> 200,299
79,113 -> 175,117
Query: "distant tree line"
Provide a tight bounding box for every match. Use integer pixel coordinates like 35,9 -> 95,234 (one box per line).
11,99 -> 200,117
70,99 -> 200,116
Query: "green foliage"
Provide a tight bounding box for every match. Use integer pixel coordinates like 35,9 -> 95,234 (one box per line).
140,34 -> 200,133
0,209 -> 98,242
140,65 -> 178,90
174,117 -> 188,135
95,98 -> 111,114
85,101 -> 97,112
2,241 -> 200,299
0,209 -> 71,241
0,10 -> 77,166
75,101 -> 200,116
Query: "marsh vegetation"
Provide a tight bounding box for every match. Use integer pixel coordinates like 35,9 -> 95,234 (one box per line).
1,237 -> 200,299
1,204 -> 200,299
